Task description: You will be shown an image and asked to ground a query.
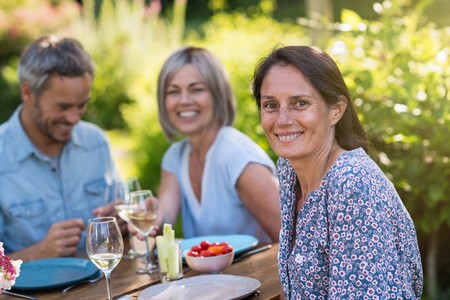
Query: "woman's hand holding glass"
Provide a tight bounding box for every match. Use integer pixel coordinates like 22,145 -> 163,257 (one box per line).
86,217 -> 123,300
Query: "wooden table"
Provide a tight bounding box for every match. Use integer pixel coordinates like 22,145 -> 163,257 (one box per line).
2,242 -> 281,300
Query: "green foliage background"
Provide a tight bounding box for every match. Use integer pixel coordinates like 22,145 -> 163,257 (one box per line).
1,0 -> 450,296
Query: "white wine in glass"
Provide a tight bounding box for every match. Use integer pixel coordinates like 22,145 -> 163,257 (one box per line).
86,217 -> 124,300
128,211 -> 157,234
111,177 -> 149,274
113,177 -> 141,222
129,190 -> 159,274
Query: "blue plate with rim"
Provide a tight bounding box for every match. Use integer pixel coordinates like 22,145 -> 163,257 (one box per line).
13,257 -> 99,290
181,234 -> 258,258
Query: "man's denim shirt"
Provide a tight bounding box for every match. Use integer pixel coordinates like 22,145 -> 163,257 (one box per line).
0,106 -> 117,254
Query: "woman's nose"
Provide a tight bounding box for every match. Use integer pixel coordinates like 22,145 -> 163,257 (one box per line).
179,91 -> 192,104
276,106 -> 294,125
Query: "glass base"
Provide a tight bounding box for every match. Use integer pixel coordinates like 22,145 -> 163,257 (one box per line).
160,272 -> 183,283
130,234 -> 159,274
146,262 -> 159,274
133,254 -> 159,274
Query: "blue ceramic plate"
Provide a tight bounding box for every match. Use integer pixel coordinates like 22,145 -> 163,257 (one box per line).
181,234 -> 258,257
13,257 -> 99,290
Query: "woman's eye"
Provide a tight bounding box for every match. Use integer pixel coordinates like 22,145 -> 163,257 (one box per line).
263,102 -> 278,110
293,100 -> 307,108
166,90 -> 179,95
192,87 -> 206,93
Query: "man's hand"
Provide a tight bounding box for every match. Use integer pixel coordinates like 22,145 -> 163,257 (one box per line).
33,219 -> 85,257
37,219 -> 85,258
8,219 -> 85,262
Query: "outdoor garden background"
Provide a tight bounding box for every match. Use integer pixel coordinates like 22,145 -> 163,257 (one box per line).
1,0 -> 449,298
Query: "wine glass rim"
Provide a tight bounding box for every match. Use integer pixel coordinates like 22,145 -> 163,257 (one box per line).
129,189 -> 153,197
88,216 -> 117,223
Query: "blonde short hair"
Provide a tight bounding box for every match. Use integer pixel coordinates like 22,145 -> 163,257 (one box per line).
157,46 -> 235,141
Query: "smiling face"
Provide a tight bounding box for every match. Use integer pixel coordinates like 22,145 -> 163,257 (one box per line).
260,64 -> 343,161
21,73 -> 92,149
164,64 -> 217,138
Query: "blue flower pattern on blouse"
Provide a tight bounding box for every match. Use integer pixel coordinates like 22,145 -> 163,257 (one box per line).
277,148 -> 423,299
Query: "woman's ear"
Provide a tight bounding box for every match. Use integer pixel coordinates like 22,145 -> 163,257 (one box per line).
330,95 -> 347,125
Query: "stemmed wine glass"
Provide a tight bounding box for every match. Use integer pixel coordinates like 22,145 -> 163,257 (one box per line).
128,190 -> 159,274
112,177 -> 152,273
113,177 -> 141,223
86,217 -> 124,300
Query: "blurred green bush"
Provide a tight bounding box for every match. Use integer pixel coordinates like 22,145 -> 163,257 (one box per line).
0,0 -> 81,122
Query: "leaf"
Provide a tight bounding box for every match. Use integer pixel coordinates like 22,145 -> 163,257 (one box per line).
341,9 -> 362,27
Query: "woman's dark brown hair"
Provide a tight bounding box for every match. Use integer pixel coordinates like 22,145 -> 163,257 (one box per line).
252,45 -> 368,152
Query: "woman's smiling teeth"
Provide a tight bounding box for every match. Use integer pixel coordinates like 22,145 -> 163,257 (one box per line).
179,110 -> 197,117
276,132 -> 303,142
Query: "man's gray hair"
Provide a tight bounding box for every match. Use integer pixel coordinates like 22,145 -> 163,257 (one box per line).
18,35 -> 94,94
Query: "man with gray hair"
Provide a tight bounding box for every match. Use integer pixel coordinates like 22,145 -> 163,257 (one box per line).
0,35 -> 122,261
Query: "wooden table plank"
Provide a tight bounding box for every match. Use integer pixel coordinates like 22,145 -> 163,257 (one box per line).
1,242 -> 281,300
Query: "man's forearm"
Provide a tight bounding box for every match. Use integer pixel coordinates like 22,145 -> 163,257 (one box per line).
8,242 -> 43,262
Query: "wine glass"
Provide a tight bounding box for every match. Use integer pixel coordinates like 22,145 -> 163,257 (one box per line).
111,177 -> 151,274
86,217 -> 124,300
128,190 -> 159,274
113,177 -> 141,223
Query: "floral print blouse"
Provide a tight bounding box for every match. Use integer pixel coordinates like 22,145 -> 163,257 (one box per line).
277,148 -> 423,299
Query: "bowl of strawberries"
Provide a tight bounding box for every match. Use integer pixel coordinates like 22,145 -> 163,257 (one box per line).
184,240 -> 234,274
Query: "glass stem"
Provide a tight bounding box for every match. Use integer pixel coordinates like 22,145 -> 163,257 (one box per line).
104,272 -> 112,300
144,235 -> 151,264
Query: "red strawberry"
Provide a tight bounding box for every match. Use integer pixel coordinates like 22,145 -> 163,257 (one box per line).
200,240 -> 210,250
191,245 -> 201,252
